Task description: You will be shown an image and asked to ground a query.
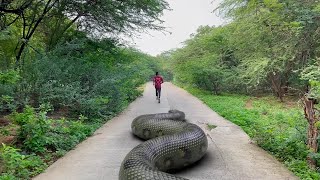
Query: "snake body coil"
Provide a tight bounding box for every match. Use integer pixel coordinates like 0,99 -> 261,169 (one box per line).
119,110 -> 208,180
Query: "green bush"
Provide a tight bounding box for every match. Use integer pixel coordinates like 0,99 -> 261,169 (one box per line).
10,106 -> 50,153
0,144 -> 47,179
0,70 -> 20,85
193,68 -> 224,94
0,95 -> 16,113
2,106 -> 103,179
9,105 -> 99,153
0,37 -> 156,119
0,70 -> 20,112
13,39 -> 155,119
46,118 -> 98,151
0,36 -> 157,179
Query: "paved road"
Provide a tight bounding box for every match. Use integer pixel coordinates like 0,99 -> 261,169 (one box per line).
34,82 -> 298,180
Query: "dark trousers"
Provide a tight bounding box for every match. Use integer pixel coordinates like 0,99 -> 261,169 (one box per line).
155,88 -> 161,98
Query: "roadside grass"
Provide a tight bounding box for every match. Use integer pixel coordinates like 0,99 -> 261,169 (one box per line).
0,85 -> 146,179
185,87 -> 320,179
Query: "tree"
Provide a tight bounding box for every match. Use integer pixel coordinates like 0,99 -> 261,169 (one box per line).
301,62 -> 320,168
214,0 -> 320,100
0,0 -> 169,66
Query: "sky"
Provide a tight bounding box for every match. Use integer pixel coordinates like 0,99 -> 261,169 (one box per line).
129,0 -> 224,56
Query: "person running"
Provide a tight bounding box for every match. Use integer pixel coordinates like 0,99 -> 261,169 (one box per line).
153,72 -> 164,103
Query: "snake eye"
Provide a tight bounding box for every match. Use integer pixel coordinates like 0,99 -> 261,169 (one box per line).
164,158 -> 174,168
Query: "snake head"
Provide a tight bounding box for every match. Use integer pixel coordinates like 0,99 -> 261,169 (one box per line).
168,110 -> 185,120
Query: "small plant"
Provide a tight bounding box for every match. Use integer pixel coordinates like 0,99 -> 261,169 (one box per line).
0,70 -> 20,85
207,123 -> 217,130
10,106 -> 50,153
78,114 -> 88,122
0,128 -> 10,136
0,95 -> 16,112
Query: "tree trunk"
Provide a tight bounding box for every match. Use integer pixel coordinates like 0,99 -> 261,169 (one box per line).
15,0 -> 57,65
303,96 -> 319,169
15,42 -> 26,67
269,73 -> 284,102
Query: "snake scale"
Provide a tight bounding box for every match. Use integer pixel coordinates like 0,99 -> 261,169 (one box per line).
119,110 -> 208,180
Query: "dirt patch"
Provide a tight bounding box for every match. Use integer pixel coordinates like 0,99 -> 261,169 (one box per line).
0,117 -> 18,145
0,118 -> 10,127
0,135 -> 16,145
283,96 -> 300,109
245,99 -> 253,109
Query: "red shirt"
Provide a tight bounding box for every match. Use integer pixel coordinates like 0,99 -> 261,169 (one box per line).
153,75 -> 163,89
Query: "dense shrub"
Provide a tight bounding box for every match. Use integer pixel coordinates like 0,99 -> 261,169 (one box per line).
46,118 -> 98,152
0,36 -> 158,178
0,34 -> 159,179
0,105 -> 101,179
0,70 -> 20,113
10,106 -> 50,153
0,38 -> 157,118
193,68 -> 224,94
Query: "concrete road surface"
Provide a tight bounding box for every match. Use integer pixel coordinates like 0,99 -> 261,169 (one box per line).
34,82 -> 298,180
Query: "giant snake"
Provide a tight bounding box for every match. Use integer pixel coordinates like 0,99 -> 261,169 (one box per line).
119,110 -> 208,180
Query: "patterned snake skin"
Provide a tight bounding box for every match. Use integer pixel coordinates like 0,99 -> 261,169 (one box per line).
119,110 -> 208,180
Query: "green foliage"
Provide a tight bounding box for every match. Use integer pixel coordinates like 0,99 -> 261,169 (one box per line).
0,0 -> 168,179
0,38 -> 155,118
2,105 -> 103,179
186,87 -> 320,179
301,62 -> 320,99
10,106 -> 50,153
0,144 -> 47,179
0,174 -> 17,180
0,70 -> 20,112
0,26 -> 158,179
0,95 -> 16,113
167,2 -> 320,177
168,25 -> 245,94
0,70 -> 20,85
9,105 -> 100,153
285,160 -> 320,180
193,68 -> 225,94
63,0 -> 169,35
167,0 -> 320,100
46,118 -> 98,151
0,27 -> 19,69
160,1 -> 320,176
1,0 -> 169,64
